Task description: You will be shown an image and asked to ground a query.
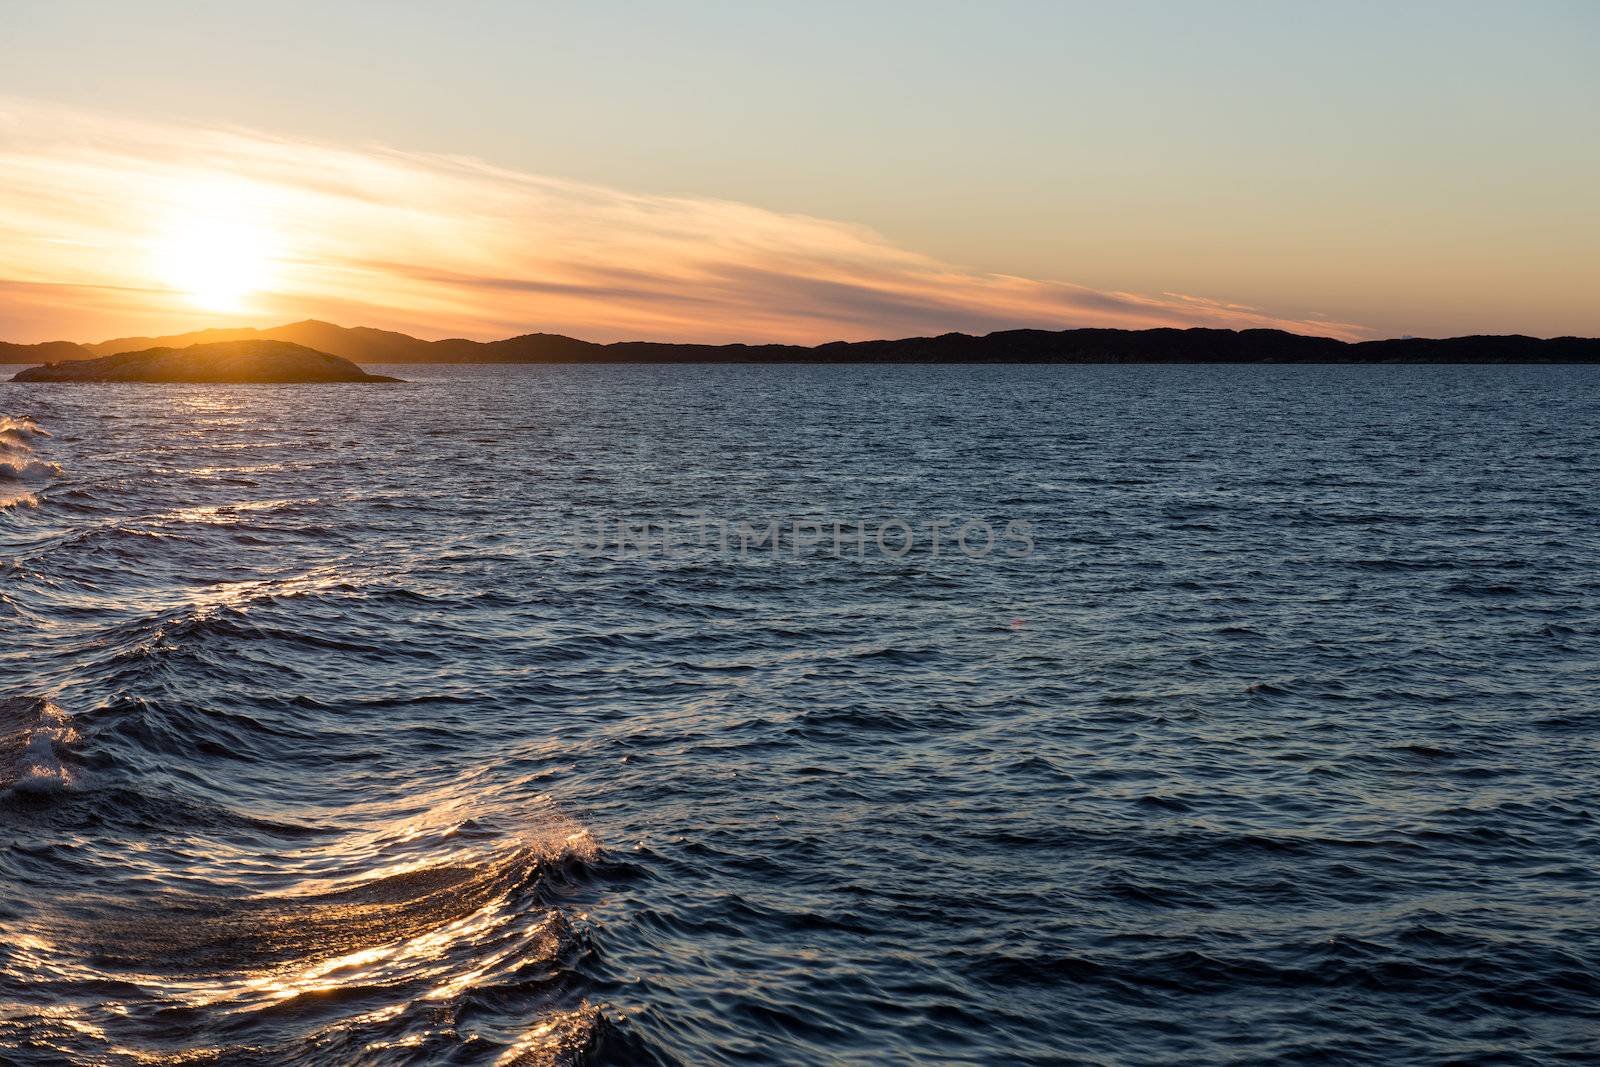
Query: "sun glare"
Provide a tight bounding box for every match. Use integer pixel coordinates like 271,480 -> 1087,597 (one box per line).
152,199 -> 280,312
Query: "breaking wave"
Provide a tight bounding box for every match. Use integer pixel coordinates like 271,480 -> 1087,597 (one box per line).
0,697 -> 75,794
0,415 -> 55,507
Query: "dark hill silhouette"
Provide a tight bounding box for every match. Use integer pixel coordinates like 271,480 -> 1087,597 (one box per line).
11,340 -> 402,383
8,320 -> 1600,365
0,340 -> 93,363
84,321 -> 436,362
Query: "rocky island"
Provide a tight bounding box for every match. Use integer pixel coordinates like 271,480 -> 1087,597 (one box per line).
9,339 -> 402,383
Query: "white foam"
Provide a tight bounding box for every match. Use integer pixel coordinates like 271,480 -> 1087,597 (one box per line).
0,415 -> 50,439
1,698 -> 76,794
0,416 -> 58,502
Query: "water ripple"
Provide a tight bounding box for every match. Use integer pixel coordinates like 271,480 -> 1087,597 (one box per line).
2,365 -> 1599,1064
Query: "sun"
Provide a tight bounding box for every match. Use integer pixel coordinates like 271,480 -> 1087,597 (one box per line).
153,201 -> 280,312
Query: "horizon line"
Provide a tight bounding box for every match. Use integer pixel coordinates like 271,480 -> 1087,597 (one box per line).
7,317 -> 1598,352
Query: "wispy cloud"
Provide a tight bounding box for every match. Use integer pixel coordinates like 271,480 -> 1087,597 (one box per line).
0,98 -> 1365,344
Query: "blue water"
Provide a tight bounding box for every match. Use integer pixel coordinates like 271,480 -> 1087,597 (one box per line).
3,364 -> 1598,1065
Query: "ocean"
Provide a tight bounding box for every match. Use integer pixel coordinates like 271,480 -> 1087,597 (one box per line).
2,363 -> 1598,1065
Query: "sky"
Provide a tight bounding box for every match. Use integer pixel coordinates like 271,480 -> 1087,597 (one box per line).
1,0 -> 1596,344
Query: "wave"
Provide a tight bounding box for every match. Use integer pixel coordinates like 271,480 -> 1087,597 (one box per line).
0,696 -> 76,794
0,459 -> 60,481
10,818 -> 609,1063
76,835 -> 595,974
0,415 -> 56,508
0,415 -> 51,441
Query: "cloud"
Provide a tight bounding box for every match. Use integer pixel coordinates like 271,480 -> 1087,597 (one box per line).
0,97 -> 1367,344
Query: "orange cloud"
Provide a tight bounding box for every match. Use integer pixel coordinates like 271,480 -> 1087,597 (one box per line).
0,98 -> 1366,344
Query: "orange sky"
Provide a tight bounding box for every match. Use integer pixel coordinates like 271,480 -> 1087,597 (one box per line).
0,99 -> 1368,346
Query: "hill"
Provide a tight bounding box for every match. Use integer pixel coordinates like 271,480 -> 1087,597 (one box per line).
10,340 -> 403,383
9,320 -> 1600,364
0,340 -> 92,363
84,320 -> 435,362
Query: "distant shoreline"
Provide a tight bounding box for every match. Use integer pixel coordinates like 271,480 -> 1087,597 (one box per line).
5,320 -> 1600,367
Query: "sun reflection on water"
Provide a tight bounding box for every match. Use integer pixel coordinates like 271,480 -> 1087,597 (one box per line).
8,808 -> 599,1063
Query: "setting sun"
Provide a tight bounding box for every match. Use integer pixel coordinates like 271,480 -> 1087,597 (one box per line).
152,206 -> 278,312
